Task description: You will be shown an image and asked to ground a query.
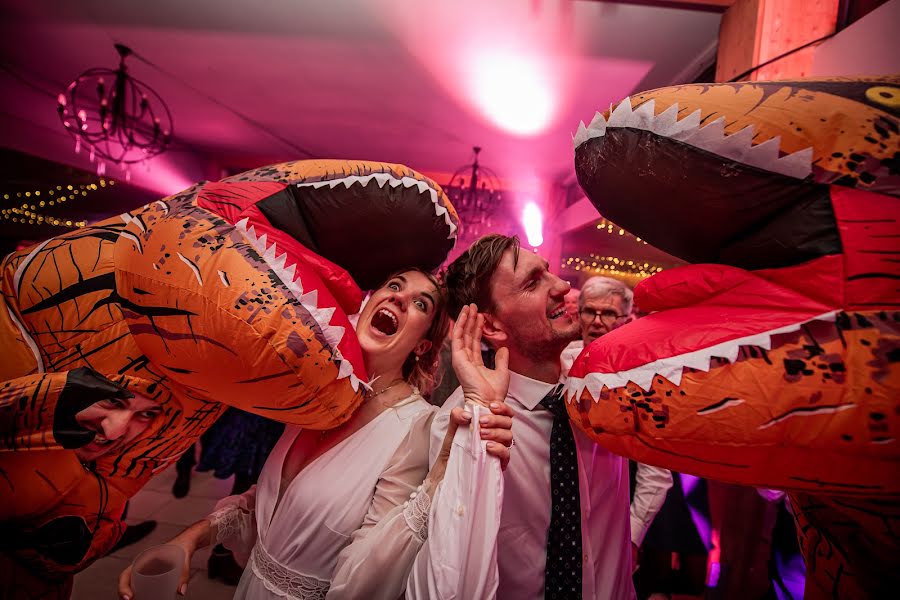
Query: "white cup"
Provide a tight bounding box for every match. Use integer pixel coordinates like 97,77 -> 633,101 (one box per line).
130,543 -> 185,599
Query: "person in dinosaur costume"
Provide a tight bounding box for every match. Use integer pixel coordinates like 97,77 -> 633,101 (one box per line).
0,159 -> 459,597
568,77 -> 898,598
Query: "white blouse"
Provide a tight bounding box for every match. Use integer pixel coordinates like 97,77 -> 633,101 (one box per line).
209,393 -> 436,600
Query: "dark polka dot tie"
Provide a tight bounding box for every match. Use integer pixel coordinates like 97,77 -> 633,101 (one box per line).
540,384 -> 582,599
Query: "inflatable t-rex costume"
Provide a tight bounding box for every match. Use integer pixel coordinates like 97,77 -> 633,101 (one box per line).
0,159 -> 458,592
569,77 -> 898,598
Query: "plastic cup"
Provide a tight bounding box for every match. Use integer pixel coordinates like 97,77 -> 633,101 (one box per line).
130,543 -> 185,599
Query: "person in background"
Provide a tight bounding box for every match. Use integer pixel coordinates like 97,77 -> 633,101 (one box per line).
563,287 -> 581,320
560,275 -> 673,575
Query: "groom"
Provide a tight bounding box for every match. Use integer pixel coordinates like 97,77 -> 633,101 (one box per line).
412,234 -> 634,599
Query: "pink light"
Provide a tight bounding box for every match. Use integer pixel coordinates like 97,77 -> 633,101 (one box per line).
522,201 -> 543,247
470,51 -> 555,136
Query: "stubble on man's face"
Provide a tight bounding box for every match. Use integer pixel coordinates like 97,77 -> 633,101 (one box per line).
488,249 -> 580,361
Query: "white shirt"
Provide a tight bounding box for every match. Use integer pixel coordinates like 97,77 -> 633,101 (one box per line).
407,404 -> 503,600
561,340 -> 673,547
414,371 -> 636,600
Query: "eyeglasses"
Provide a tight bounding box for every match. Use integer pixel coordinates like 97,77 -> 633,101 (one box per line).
579,307 -> 629,325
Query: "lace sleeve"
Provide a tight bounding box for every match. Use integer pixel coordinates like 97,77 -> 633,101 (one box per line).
207,485 -> 258,566
402,482 -> 432,543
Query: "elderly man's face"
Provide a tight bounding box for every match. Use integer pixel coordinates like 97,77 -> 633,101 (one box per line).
579,294 -> 629,345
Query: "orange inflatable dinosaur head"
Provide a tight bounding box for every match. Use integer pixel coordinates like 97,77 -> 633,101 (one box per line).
0,159 -> 458,578
569,77 -> 899,598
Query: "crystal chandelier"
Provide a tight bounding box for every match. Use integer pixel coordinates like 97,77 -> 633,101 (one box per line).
444,147 -> 503,241
57,44 -> 173,178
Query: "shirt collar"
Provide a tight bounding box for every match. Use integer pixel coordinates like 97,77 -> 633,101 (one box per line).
507,370 -> 564,412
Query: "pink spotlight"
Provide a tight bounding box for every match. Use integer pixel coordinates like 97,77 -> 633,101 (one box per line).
522,202 -> 543,248
470,52 -> 555,136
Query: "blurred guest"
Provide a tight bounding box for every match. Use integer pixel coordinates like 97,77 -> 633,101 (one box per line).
563,287 -> 581,319
634,472 -> 711,600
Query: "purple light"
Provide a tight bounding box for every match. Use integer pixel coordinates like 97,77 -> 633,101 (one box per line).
522,202 -> 543,247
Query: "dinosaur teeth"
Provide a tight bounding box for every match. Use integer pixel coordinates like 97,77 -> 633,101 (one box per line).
588,111 -> 608,132
296,174 -> 458,242
629,99 -> 657,130
574,96 -> 814,180
775,147 -> 814,179
566,311 -> 839,401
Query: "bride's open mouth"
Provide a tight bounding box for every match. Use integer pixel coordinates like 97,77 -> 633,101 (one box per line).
370,307 -> 399,336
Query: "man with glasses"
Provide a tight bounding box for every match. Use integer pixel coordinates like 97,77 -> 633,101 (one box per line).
561,276 -> 673,577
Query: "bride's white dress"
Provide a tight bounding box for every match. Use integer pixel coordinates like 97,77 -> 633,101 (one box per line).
209,392 -> 436,600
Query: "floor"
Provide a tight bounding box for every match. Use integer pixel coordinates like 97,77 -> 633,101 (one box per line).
71,465 -> 238,600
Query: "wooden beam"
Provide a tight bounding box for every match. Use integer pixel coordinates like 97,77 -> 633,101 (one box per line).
715,0 -> 839,81
580,0 -> 735,13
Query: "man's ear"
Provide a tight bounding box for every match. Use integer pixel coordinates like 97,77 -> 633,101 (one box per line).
480,313 -> 508,348
413,339 -> 432,357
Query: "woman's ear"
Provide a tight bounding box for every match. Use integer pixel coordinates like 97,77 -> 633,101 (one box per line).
480,313 -> 507,347
413,339 -> 432,357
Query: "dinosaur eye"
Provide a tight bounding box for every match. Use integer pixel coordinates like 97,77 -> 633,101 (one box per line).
865,86 -> 900,109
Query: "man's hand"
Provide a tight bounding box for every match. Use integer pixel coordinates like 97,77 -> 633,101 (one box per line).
451,304 -> 510,408
432,402 -> 515,483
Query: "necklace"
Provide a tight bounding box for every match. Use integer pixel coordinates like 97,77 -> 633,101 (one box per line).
366,377 -> 407,400
315,378 -> 407,444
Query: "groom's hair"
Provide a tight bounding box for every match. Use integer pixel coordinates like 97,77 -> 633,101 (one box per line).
445,234 -> 520,319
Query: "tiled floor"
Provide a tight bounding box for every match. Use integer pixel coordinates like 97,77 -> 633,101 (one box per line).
72,466 -> 238,599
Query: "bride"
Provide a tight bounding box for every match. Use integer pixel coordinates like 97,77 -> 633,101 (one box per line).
118,269 -> 512,600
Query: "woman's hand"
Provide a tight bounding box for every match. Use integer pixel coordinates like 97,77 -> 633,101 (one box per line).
451,304 -> 510,408
118,530 -> 198,599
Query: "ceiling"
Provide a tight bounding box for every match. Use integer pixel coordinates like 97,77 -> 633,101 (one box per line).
0,0 -> 721,197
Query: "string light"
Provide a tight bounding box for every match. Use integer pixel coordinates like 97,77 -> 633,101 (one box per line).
1,179 -> 114,229
562,253 -> 667,281
595,218 -> 648,245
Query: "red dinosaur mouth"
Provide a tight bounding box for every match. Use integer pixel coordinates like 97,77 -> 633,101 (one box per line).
566,259 -> 843,398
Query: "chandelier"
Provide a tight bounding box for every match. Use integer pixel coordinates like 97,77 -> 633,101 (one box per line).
444,147 -> 504,241
57,44 -> 173,177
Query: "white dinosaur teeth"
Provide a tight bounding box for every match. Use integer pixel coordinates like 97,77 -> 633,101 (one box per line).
235,220 -> 361,383
648,103 -> 679,136
271,251 -> 287,273
565,311 -> 839,398
588,111 -> 607,132
281,262 -> 296,283
743,135 -> 781,171
296,174 -> 457,243
578,95 -> 813,180
775,147 -> 814,179
607,97 -> 634,128
629,100 -> 657,130
716,125 -> 755,162
676,116 -> 726,147
573,121 -> 590,148
337,359 -> 354,380
300,289 -> 318,306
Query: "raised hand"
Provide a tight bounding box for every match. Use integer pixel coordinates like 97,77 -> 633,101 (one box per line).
450,304 -> 510,408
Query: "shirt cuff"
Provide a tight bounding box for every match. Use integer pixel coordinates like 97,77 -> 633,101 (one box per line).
630,514 -> 649,547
